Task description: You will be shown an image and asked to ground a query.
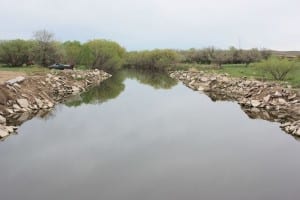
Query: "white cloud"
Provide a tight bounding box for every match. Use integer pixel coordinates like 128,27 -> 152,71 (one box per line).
0,0 -> 299,50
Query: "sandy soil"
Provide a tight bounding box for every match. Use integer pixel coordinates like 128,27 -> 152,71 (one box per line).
0,71 -> 26,84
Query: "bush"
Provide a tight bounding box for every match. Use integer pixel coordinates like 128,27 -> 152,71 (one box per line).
82,39 -> 125,70
257,56 -> 298,80
62,41 -> 82,65
124,49 -> 180,71
0,39 -> 36,66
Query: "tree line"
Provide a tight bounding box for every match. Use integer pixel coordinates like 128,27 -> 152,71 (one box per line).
0,30 -> 298,81
0,30 -> 125,70
0,30 -> 273,70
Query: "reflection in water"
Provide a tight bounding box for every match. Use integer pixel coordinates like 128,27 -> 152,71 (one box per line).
65,71 -> 126,106
125,69 -> 178,90
5,109 -> 55,127
1,73 -> 300,200
203,91 -> 300,141
66,69 -> 177,107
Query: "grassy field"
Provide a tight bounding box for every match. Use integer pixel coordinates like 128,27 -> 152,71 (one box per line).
0,64 -> 50,75
0,64 -> 91,74
174,63 -> 300,88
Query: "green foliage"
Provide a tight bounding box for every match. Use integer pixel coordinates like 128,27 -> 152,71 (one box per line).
62,41 -> 82,65
256,57 -> 298,80
0,39 -> 35,66
124,49 -> 180,71
82,39 -> 126,70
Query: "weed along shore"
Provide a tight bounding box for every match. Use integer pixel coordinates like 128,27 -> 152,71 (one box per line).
0,69 -> 111,139
170,71 -> 300,138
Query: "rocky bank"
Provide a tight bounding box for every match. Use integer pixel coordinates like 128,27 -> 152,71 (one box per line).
0,69 -> 111,140
170,71 -> 300,138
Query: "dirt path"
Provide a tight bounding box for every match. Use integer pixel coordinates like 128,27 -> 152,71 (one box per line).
0,71 -> 26,84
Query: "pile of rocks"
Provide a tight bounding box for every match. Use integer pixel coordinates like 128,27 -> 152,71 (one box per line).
170,71 -> 300,137
0,69 -> 111,140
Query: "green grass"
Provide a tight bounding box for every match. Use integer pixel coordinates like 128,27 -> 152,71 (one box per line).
173,63 -> 300,88
0,64 -> 92,75
74,65 -> 90,70
0,64 -> 50,75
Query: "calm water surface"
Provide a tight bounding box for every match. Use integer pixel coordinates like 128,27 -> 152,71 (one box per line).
1,70 -> 300,200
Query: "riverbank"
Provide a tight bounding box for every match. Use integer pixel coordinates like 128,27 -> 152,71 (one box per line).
0,69 -> 111,139
170,71 -> 300,137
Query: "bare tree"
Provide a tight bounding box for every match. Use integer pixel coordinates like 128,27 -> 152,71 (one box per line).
33,29 -> 61,66
34,29 -> 54,43
212,50 -> 229,68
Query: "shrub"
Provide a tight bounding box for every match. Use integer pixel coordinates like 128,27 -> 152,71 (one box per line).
82,39 -> 125,70
257,56 -> 298,80
124,49 -> 180,71
0,39 -> 36,66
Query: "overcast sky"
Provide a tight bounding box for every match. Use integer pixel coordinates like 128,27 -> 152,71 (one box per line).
0,0 -> 299,50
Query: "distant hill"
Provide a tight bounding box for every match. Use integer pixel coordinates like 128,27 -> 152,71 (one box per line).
271,50 -> 300,58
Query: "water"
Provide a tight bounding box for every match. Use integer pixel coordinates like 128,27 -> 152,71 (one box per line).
1,70 -> 300,200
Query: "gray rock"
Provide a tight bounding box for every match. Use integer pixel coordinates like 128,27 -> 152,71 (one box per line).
6,108 -> 14,114
188,80 -> 196,87
198,86 -> 205,91
48,102 -> 54,108
17,99 -> 29,108
17,112 -> 30,122
288,94 -> 297,100
5,126 -> 15,133
35,98 -> 43,108
296,129 -> 300,136
13,83 -> 21,88
0,128 -> 9,138
13,104 -> 21,110
200,77 -> 209,82
280,122 -> 291,127
263,95 -> 271,102
5,76 -> 25,85
0,115 -> 6,125
251,100 -> 261,107
278,98 -> 287,104
274,91 -> 282,97
222,77 -> 230,82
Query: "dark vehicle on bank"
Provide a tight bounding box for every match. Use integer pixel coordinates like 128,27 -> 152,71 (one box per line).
48,63 -> 74,70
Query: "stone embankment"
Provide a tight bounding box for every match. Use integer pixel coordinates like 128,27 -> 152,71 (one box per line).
0,69 -> 111,139
170,71 -> 300,138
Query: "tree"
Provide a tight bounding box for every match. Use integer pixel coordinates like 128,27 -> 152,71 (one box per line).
0,39 -> 35,66
241,48 -> 262,66
83,39 -> 126,70
62,41 -> 82,65
124,49 -> 180,70
260,49 -> 272,60
211,50 -> 230,67
33,29 -> 62,66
